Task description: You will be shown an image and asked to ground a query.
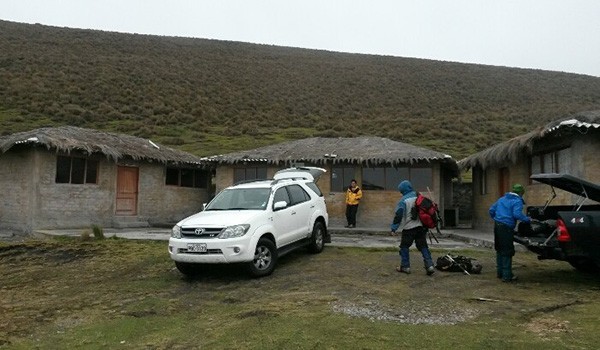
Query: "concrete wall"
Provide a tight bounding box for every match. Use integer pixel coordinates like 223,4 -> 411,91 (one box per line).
0,149 -> 36,233
471,133 -> 600,231
137,163 -> 209,226
215,162 -> 449,228
0,148 -> 210,233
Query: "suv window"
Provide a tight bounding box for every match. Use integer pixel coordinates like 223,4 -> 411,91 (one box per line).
305,182 -> 323,197
287,184 -> 310,205
273,187 -> 291,207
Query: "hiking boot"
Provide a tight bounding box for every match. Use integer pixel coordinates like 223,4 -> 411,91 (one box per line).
426,266 -> 435,276
348,224 -> 355,228
396,266 -> 411,274
502,276 -> 518,283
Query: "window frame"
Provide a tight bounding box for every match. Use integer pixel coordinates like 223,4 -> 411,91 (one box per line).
55,155 -> 98,185
360,166 -> 433,192
165,167 -> 209,188
529,147 -> 569,180
233,166 -> 268,183
331,166 -> 357,192
479,168 -> 488,195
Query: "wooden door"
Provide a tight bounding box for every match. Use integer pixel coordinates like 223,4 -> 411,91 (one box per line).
498,167 -> 509,195
116,166 -> 139,215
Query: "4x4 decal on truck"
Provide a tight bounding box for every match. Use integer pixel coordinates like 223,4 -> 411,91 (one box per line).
570,217 -> 585,224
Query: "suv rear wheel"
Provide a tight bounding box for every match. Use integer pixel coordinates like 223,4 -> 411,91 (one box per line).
308,221 -> 325,253
247,238 -> 278,277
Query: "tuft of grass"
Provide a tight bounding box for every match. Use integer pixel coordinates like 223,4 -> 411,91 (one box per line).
91,225 -> 104,240
80,230 -> 91,241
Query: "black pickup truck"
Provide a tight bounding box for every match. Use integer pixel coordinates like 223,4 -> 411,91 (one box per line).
514,173 -> 600,273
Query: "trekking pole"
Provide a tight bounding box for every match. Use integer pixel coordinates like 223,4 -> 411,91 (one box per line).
445,254 -> 470,275
428,229 -> 439,244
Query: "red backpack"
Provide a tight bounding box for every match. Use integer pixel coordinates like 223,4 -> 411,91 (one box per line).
414,193 -> 441,229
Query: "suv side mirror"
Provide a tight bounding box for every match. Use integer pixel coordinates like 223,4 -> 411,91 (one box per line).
273,201 -> 288,211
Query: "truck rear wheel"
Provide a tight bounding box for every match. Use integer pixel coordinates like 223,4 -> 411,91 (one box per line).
568,258 -> 600,274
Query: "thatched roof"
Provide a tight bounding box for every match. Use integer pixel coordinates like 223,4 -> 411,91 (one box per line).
459,110 -> 600,170
0,126 -> 207,166
208,136 -> 458,174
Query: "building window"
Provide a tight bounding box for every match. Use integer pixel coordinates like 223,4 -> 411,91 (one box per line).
479,169 -> 488,195
233,167 -> 268,183
166,168 -> 209,188
331,166 -> 356,192
530,148 -> 569,176
361,166 -> 432,191
55,156 -> 98,184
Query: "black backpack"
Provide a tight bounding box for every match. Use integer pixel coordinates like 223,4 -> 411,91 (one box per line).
435,254 -> 482,274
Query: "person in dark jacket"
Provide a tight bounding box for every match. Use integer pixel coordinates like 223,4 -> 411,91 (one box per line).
390,180 -> 435,275
489,184 -> 532,282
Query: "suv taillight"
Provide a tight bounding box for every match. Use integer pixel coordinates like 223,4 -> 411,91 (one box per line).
556,218 -> 571,242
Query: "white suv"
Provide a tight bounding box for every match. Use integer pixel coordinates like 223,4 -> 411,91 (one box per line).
168,167 -> 329,277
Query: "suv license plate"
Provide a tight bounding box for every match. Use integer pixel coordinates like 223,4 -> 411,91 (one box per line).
187,243 -> 207,253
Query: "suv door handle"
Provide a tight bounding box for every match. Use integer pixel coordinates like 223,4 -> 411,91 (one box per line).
291,211 -> 297,215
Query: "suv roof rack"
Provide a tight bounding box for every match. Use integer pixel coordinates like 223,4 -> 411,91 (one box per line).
270,177 -> 311,186
232,178 -> 271,186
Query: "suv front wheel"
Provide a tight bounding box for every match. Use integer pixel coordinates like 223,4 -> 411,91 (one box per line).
175,261 -> 201,276
247,238 -> 278,277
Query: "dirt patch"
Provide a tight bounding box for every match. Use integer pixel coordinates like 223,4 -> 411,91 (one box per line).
0,243 -> 94,264
525,316 -> 572,340
331,299 -> 479,325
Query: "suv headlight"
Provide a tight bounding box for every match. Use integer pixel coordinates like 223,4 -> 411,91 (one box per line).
218,224 -> 250,239
171,225 -> 182,239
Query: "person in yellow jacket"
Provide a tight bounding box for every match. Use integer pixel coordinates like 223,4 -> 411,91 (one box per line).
345,179 -> 363,228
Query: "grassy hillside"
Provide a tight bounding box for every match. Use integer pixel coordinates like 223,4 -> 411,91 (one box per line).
1,20 -> 600,159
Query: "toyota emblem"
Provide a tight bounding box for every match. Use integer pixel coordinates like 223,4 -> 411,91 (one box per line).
194,228 -> 204,235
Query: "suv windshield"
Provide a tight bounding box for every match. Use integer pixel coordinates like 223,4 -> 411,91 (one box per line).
205,188 -> 271,211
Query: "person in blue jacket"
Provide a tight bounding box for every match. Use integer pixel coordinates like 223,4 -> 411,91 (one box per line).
391,180 -> 435,275
489,184 -> 531,282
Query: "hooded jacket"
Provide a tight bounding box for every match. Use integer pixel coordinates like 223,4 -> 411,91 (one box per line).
345,185 -> 363,205
390,180 -> 422,232
489,192 -> 531,229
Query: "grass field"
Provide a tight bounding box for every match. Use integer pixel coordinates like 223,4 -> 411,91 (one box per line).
1,237 -> 599,349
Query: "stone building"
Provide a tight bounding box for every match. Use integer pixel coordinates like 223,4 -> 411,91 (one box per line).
459,111 -> 600,231
0,126 -> 211,234
208,136 -> 459,228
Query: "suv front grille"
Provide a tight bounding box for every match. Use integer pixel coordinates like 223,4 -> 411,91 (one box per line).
181,227 -> 224,239
178,248 -> 223,255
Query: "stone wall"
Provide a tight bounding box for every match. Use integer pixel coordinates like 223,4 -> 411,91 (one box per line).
1,148 -> 210,233
471,133 -> 600,231
34,151 -> 115,229
0,149 -> 36,233
452,181 -> 472,222
215,162 -> 448,228
137,163 -> 209,226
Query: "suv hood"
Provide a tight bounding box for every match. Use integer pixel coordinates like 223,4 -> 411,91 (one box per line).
531,173 -> 600,202
177,210 -> 264,227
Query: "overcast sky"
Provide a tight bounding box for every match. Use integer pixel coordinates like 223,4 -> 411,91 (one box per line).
2,0 -> 600,77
